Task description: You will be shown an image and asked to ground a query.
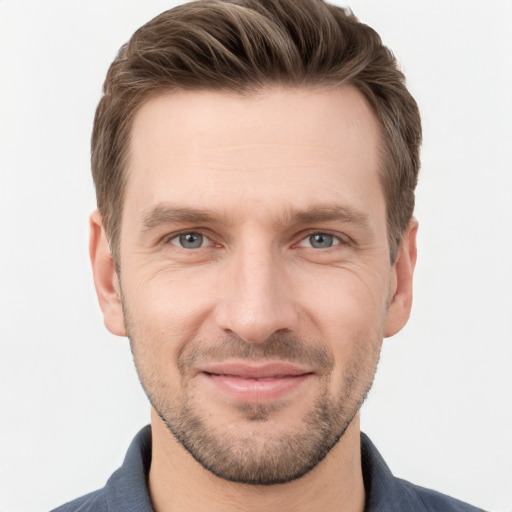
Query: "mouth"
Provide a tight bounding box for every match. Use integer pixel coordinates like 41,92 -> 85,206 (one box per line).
198,362 -> 314,402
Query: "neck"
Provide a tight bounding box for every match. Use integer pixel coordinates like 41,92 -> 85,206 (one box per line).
148,409 -> 365,512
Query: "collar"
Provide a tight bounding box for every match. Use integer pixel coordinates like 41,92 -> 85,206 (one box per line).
103,426 -> 430,512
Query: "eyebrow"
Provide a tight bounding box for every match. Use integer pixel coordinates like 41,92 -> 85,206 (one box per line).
279,205 -> 370,230
141,205 -> 233,231
140,203 -> 371,232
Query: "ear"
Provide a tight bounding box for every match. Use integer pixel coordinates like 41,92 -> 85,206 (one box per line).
384,219 -> 418,338
89,210 -> 127,336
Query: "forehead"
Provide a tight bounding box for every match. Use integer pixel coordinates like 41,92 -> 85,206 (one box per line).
124,87 -> 384,228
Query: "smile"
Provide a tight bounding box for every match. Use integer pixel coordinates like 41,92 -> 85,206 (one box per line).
198,362 -> 314,402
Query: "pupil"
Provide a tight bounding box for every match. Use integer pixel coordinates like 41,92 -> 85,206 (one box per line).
180,233 -> 203,248
311,233 -> 333,248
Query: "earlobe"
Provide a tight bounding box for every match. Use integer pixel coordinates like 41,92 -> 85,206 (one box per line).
89,210 -> 127,337
384,219 -> 418,338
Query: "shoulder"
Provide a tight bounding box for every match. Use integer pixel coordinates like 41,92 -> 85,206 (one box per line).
396,478 -> 488,512
49,488 -> 108,512
360,432 -> 488,512
49,426 -> 153,512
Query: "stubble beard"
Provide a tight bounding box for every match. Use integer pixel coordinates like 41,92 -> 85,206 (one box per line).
126,319 -> 382,485
154,378 -> 367,485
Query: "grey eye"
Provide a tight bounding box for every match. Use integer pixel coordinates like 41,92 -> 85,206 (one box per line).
309,233 -> 334,249
175,232 -> 204,249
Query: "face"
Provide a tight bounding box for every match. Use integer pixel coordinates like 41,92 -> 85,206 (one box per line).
91,87 -> 416,484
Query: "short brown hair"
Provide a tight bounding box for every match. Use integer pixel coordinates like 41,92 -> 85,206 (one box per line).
92,0 -> 421,263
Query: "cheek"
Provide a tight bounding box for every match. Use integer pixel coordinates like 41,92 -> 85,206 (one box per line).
299,262 -> 390,334
296,266 -> 387,380
122,265 -> 218,355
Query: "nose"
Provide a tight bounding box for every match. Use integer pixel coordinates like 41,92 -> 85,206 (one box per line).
214,242 -> 298,343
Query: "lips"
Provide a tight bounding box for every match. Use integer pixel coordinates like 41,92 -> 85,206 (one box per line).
198,362 -> 314,402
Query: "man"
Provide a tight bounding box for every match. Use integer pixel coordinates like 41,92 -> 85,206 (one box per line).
52,0 -> 485,510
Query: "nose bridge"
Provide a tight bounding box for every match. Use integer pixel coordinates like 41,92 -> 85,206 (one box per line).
215,235 -> 297,343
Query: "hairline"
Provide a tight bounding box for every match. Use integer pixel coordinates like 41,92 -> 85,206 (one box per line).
107,83 -> 398,267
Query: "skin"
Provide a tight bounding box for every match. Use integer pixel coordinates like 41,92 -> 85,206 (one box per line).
90,86 -> 417,512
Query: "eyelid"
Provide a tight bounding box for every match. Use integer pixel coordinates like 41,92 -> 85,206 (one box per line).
160,228 -> 349,249
295,230 -> 348,248
164,230 -> 216,248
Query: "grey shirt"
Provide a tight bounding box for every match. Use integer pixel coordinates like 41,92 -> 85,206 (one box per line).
51,426 -> 486,511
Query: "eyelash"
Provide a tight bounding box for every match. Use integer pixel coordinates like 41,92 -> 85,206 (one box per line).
296,231 -> 346,249
164,230 -> 348,251
166,231 -> 215,249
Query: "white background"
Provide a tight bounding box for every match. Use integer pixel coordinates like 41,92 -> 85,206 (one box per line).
1,1 -> 511,511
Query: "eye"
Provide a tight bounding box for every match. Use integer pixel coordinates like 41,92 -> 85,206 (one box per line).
169,232 -> 211,249
298,233 -> 342,249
